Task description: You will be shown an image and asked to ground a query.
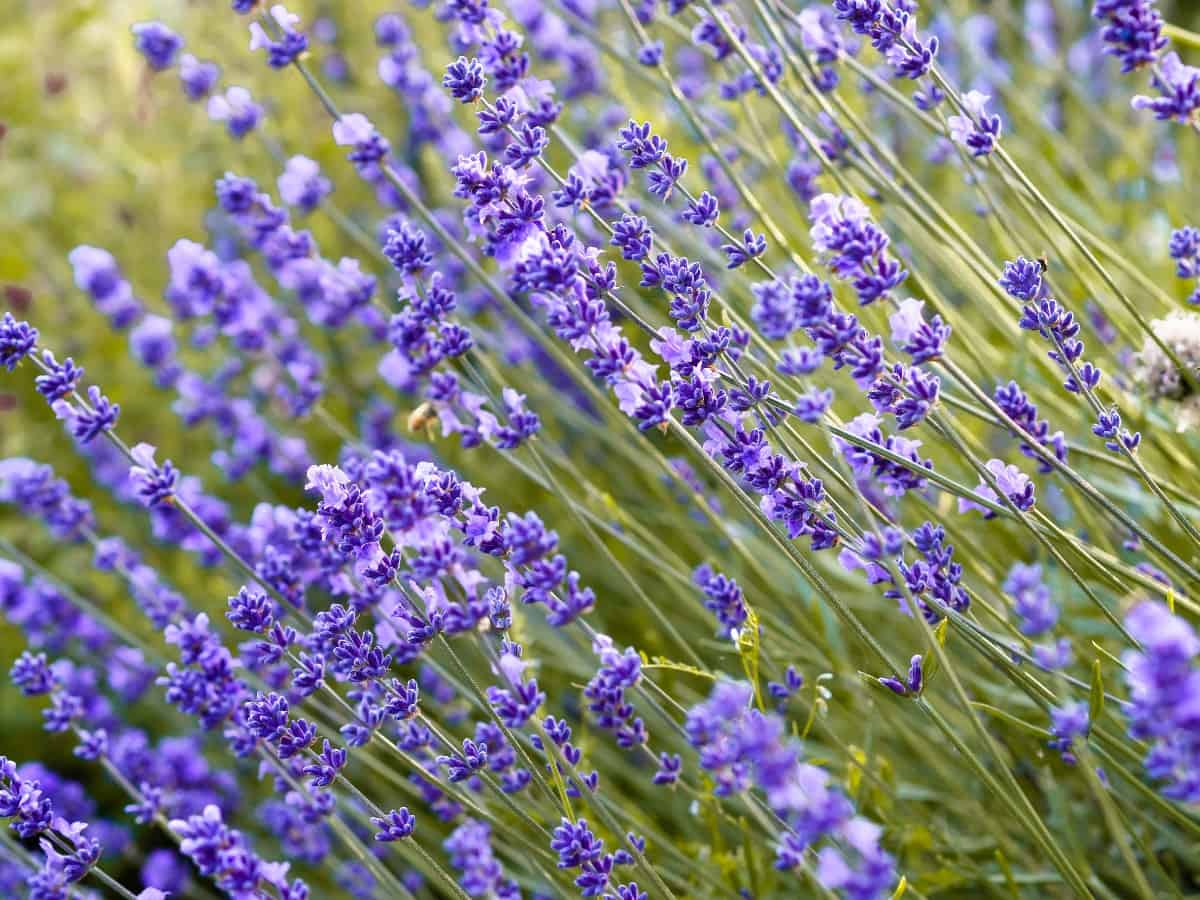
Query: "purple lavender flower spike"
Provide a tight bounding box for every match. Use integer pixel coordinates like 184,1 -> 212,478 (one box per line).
1003,562 -> 1059,637
178,54 -> 220,100
0,313 -> 37,370
1093,0 -> 1166,73
948,90 -> 1002,157
687,681 -> 896,892
1122,602 -> 1200,802
132,22 -> 183,71
332,113 -> 390,172
957,458 -> 1036,517
444,819 -> 520,897
53,385 -> 120,445
207,86 -> 264,139
444,57 -> 488,103
10,651 -> 55,696
1048,701 -> 1090,763
1132,53 -> 1200,125
692,563 -> 748,635
128,443 -> 178,508
277,156 -> 331,213
371,807 -> 416,841
249,5 -> 310,69
1170,225 -> 1200,279
170,804 -> 308,898
809,193 -> 907,305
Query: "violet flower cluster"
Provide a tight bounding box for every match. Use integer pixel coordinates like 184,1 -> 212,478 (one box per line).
687,681 -> 895,895
1005,256 -> 1141,453
1123,602 -> 1200,802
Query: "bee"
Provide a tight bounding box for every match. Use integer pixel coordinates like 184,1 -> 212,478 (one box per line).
407,401 -> 438,436
1036,256 -> 1049,273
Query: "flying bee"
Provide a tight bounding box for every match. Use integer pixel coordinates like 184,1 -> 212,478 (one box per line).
1036,256 -> 1049,273
407,401 -> 438,436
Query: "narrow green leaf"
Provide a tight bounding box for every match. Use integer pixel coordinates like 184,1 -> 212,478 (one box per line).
920,618 -> 948,690
994,850 -> 1019,899
933,617 -> 949,646
736,606 -> 764,709
1089,659 -> 1105,725
639,653 -> 715,681
971,703 -> 1053,737
1090,640 -> 1129,673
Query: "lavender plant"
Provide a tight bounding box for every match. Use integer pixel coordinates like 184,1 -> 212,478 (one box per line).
3,0 -> 1200,897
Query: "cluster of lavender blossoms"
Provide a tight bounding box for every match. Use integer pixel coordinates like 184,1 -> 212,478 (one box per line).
3,0 -> 1200,897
